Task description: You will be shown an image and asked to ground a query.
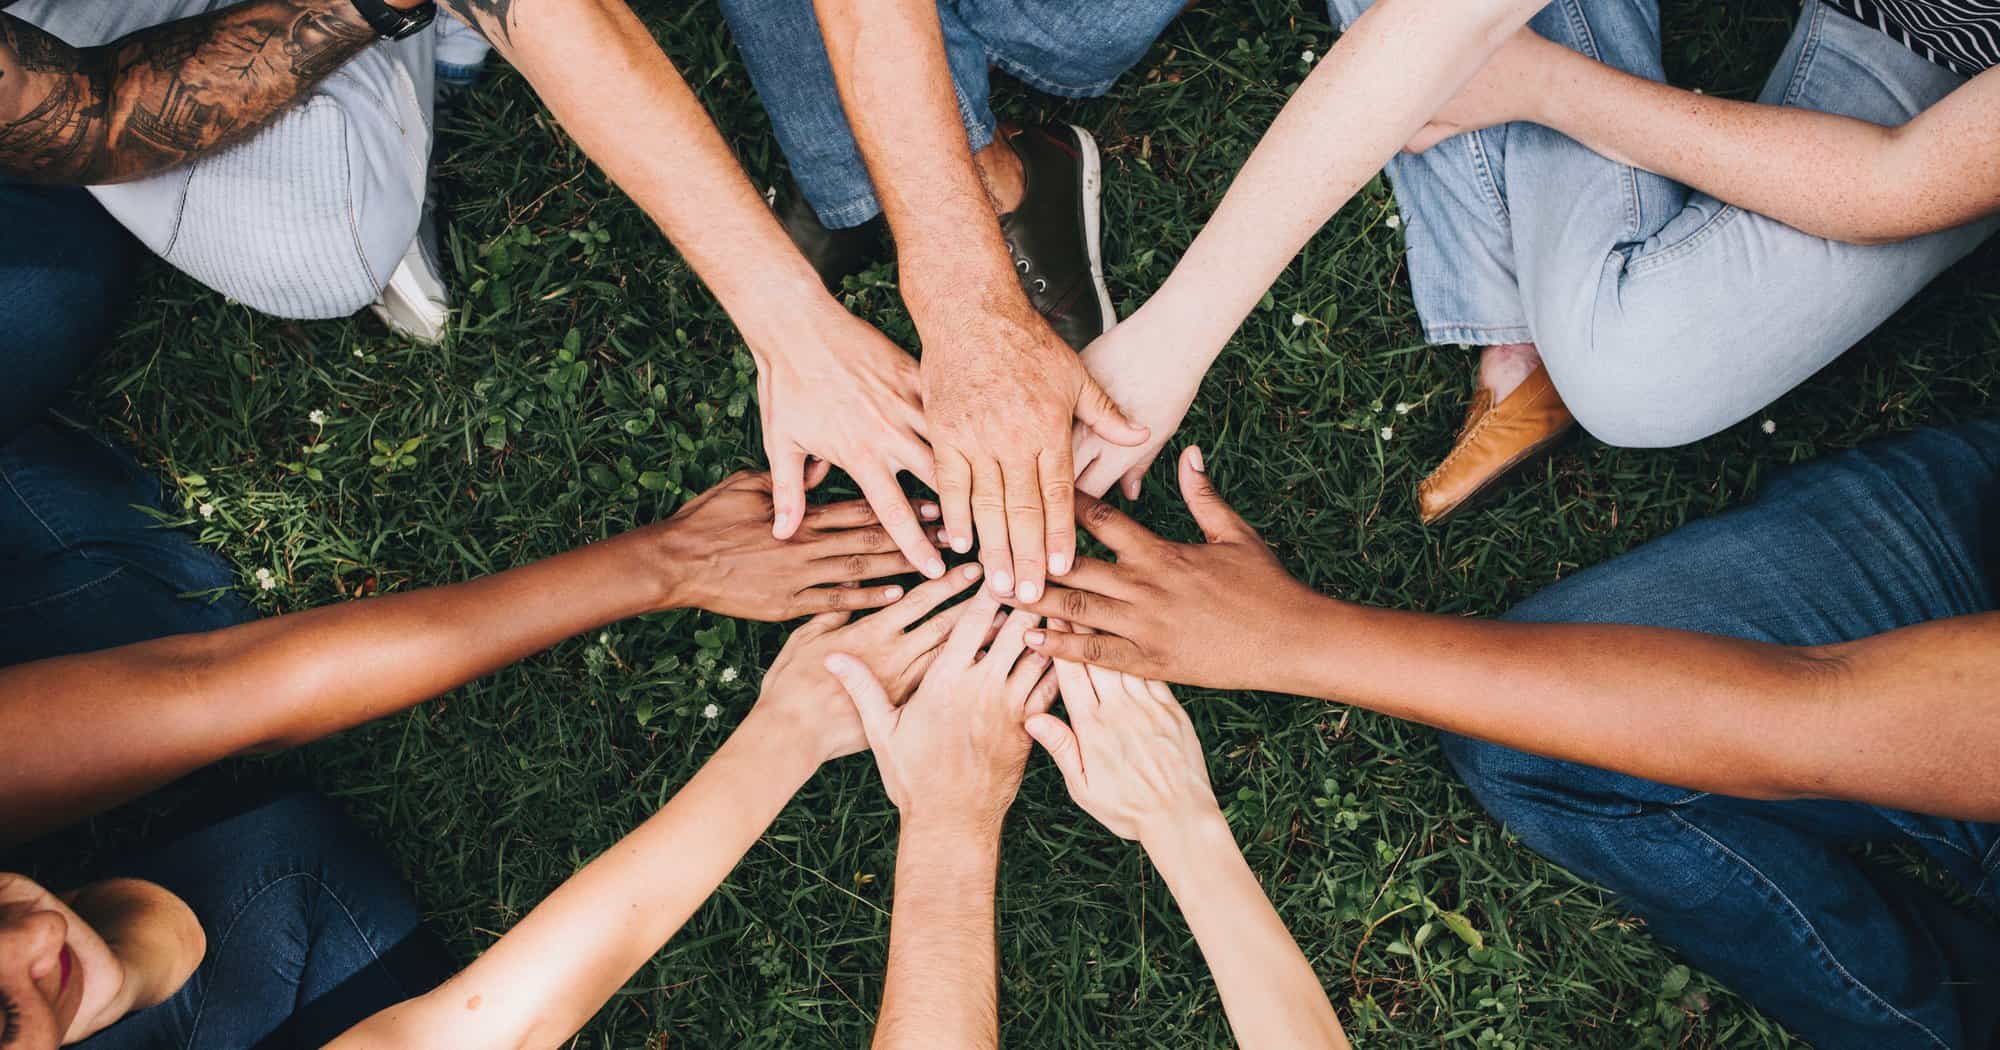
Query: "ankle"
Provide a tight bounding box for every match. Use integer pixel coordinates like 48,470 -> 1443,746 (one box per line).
1476,342 -> 1542,403
974,129 -> 1027,214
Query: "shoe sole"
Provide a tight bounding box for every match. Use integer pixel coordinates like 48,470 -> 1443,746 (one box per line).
1070,126 -> 1115,336
1420,424 -> 1575,526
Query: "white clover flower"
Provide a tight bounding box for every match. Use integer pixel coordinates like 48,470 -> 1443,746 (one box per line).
597,632 -> 610,645
255,567 -> 278,591
308,409 -> 327,426
1761,419 -> 1776,434
719,666 -> 740,684
1301,49 -> 1315,64
1378,425 -> 1396,441
1290,312 -> 1308,327
701,703 -> 721,721
199,502 -> 216,520
1394,402 -> 1413,416
1386,214 -> 1402,229
352,349 -> 365,359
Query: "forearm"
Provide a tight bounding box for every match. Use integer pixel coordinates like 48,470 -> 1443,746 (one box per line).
1275,599 -> 2000,819
1527,46 -> 2000,243
332,716 -> 820,1049
0,0 -> 379,184
1133,0 -> 1543,352
812,0 -> 1021,320
874,819 -> 1002,1050
1144,813 -> 1346,1050
0,528 -> 684,844
436,0 -> 837,351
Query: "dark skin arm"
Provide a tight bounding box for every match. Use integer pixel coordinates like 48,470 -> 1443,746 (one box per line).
0,472 -> 937,847
1014,447 -> 2000,823
0,0 -> 423,184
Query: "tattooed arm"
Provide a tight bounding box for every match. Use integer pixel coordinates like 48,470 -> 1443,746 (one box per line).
0,0 -> 395,183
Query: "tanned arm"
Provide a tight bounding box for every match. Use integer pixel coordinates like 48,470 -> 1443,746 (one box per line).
0,0 -> 404,183
1019,448 -> 2000,823
1412,29 -> 2000,244
0,474 -> 920,846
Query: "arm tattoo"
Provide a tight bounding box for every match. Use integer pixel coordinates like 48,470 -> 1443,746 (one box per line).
0,0 -> 373,184
435,0 -> 517,47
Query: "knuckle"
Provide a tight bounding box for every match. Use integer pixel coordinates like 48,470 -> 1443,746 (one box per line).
1040,477 -> 1074,503
1082,501 -> 1118,530
1059,589 -> 1092,619
841,554 -> 868,578
858,526 -> 892,550
1084,635 -> 1112,663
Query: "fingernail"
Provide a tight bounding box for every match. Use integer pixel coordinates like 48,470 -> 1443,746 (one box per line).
1188,446 -> 1206,473
924,559 -> 945,579
883,586 -> 903,599
1026,630 -> 1046,646
961,563 -> 983,580
919,503 -> 940,520
992,569 -> 1014,595
952,535 -> 972,554
773,509 -> 794,531
1019,579 -> 1042,602
935,528 -> 951,545
1050,552 -> 1071,576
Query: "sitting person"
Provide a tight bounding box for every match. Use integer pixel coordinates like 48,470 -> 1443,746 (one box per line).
1064,0 -> 1998,523
820,597 -> 1348,1048
1014,437 -> 1999,1049
0,567 -> 990,1048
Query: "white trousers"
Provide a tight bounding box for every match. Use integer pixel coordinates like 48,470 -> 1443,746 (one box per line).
14,0 -> 435,318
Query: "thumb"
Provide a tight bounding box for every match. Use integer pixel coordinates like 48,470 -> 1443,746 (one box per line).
1177,445 -> 1252,544
1074,374 -> 1150,448
1026,713 -> 1085,795
825,652 -> 894,748
770,448 -> 808,539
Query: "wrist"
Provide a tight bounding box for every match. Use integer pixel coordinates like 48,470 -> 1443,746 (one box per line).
899,809 -> 1005,857
1266,591 -> 1360,698
726,708 -> 827,785
1138,805 -> 1236,879
736,285 -> 854,370
631,521 -> 701,614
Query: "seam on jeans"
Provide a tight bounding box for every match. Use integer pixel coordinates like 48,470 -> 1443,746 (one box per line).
0,461 -> 78,552
186,871 -> 409,1044
987,51 -> 1120,99
1464,132 -> 1511,227
1976,837 -> 2000,897
0,565 -> 128,613
1666,809 -> 1954,1048
1553,0 -> 1645,239
329,99 -> 377,304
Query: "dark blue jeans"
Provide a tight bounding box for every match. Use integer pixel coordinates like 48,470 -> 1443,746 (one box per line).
76,792 -> 455,1050
0,181 -> 138,446
1442,420 -> 2000,1050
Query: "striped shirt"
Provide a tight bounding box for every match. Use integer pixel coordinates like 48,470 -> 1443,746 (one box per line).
1823,0 -> 1999,76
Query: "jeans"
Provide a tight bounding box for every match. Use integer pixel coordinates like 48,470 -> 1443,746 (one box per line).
75,792 -> 455,1050
720,0 -> 1183,228
1440,419 -> 2000,1050
8,0 -> 434,319
0,181 -> 137,445
1326,0 -> 1998,448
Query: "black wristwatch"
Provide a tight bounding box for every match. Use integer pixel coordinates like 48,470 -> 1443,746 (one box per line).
348,0 -> 436,40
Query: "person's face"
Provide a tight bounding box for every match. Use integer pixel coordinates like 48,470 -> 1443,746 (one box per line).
0,875 -> 96,1050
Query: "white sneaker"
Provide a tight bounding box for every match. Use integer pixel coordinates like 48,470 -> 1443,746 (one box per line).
369,205 -> 449,344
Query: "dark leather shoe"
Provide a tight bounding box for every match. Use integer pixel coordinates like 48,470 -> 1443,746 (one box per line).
776,186 -> 887,294
998,124 -> 1115,350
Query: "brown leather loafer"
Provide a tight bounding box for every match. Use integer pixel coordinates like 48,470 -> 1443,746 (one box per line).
1416,363 -> 1576,525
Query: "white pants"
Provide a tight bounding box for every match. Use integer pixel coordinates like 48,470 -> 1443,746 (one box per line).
14,0 -> 435,319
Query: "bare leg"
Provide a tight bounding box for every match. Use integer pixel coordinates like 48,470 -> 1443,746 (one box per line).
973,124 -> 1027,214
1477,342 -> 1543,403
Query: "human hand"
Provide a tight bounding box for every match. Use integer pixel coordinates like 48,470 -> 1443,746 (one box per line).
1071,319 -> 1204,501
1024,666 -> 1220,844
749,302 -> 947,580
748,563 -> 987,763
1015,447 -> 1328,692
1405,27 -> 1555,154
649,471 -> 942,621
825,594 -> 1059,832
920,297 -> 1149,604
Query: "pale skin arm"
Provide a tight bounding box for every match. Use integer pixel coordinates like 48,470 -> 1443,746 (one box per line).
1069,0 -> 1547,494
1027,667 -> 1347,1049
0,474 -> 920,846
872,822 -> 1002,1050
1411,29 -> 2000,245
813,0 -> 1150,607
436,0 -> 943,574
1019,448 -> 2000,823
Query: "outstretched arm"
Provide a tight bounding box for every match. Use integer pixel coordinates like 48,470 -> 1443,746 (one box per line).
1019,448 -> 2000,823
434,0 -> 942,575
0,473 -> 921,845
0,0 -> 392,183
1028,667 -> 1346,1049
1410,29 -> 2000,244
330,578 -> 981,1049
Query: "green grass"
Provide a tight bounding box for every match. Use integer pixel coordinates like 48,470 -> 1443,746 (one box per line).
57,0 -> 2000,1045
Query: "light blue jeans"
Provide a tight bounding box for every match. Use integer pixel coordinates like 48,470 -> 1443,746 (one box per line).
1327,0 -> 1998,447
719,0 -> 1184,228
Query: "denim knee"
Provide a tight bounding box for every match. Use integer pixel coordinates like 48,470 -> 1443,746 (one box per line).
964,0 -> 1181,96
1540,335 -> 1744,450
